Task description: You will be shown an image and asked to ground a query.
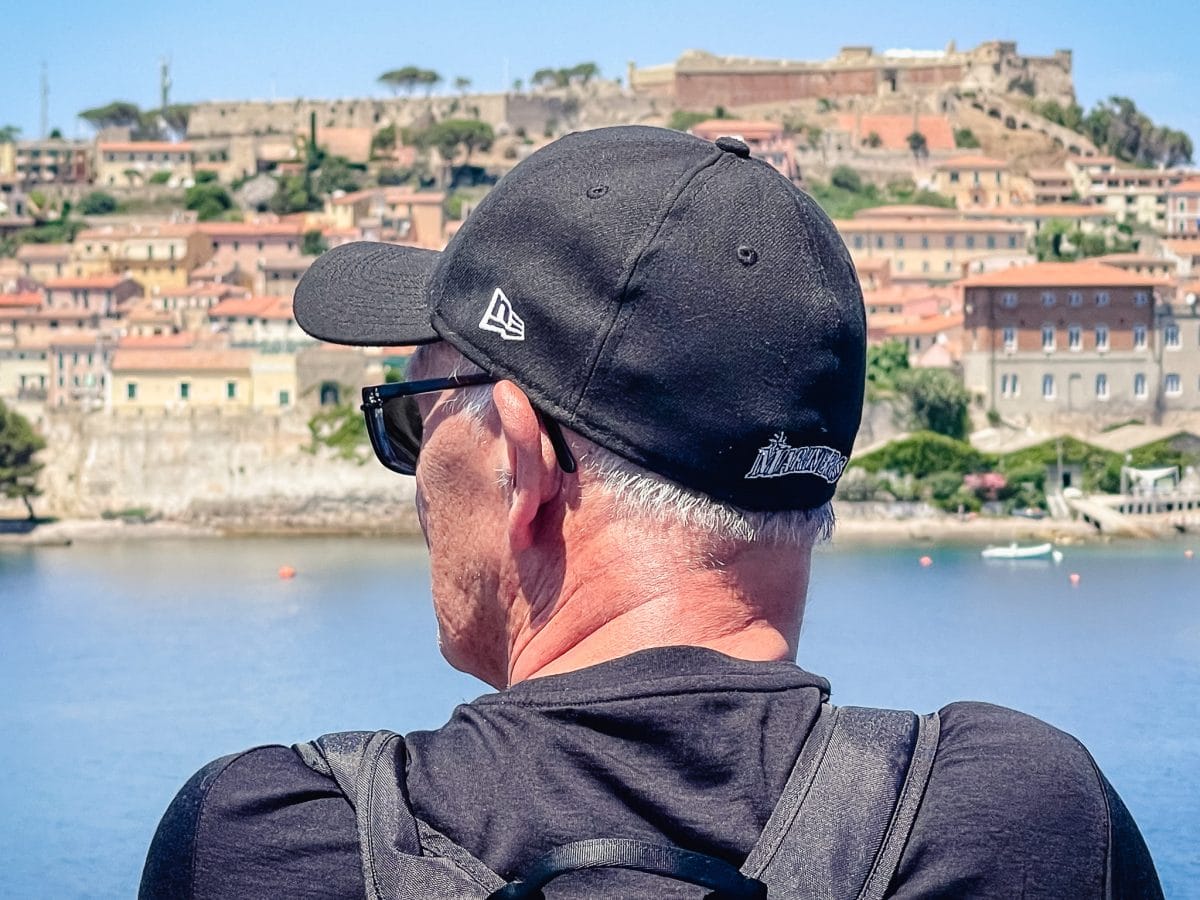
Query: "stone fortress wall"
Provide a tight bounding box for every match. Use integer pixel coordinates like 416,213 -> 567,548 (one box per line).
630,41 -> 1075,110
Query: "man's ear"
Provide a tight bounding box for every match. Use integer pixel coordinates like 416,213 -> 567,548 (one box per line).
493,381 -> 561,551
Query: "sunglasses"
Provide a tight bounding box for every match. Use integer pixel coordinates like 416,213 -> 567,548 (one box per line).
360,374 -> 577,476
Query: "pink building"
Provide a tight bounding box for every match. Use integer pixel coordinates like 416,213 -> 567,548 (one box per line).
43,275 -> 142,317
689,119 -> 797,180
1167,178 -> 1200,236
198,221 -> 304,270
49,332 -> 113,409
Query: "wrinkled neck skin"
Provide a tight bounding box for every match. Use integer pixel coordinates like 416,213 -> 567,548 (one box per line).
500,497 -> 812,687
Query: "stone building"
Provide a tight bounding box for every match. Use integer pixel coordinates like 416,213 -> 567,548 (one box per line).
628,41 -> 1075,110
94,141 -> 195,188
836,207 -> 1030,282
1166,178 -> 1200,236
960,260 -> 1168,422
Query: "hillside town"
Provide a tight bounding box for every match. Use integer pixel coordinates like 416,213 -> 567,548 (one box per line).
2,39 -> 1199,531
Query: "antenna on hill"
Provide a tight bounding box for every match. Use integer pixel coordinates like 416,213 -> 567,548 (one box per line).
160,56 -> 172,112
40,61 -> 49,139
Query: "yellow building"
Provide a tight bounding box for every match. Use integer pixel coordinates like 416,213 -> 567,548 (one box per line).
931,155 -> 1016,208
94,141 -> 194,188
75,224 -> 213,292
110,348 -> 297,412
835,209 -> 1031,281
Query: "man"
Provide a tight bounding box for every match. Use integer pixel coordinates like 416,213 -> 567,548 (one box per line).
141,126 -> 1161,898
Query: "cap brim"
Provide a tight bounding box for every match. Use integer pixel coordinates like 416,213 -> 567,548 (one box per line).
293,241 -> 442,346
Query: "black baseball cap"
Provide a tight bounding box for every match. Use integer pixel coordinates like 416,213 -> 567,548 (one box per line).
294,125 -> 865,512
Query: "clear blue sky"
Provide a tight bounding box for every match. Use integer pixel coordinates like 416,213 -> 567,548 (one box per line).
2,0 -> 1197,149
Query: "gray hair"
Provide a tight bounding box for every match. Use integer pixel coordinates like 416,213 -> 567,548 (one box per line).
413,344 -> 833,547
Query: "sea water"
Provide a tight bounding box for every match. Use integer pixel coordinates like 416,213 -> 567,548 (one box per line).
1,537 -> 1197,897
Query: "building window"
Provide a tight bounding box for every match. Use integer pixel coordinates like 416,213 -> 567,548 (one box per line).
1134,291 -> 1149,306
853,235 -> 863,249
1068,291 -> 1082,307
986,235 -> 996,249
895,236 -> 905,249
1134,324 -> 1147,350
1095,324 -> 1109,351
1095,291 -> 1110,306
875,236 -> 884,249
1165,324 -> 1181,349
278,390 -> 290,406
1000,373 -> 1019,397
127,383 -> 137,400
1068,324 -> 1081,350
1008,235 -> 1018,248
226,381 -> 237,399
1095,373 -> 1109,400
921,236 -> 929,249
1042,374 -> 1055,399
1164,373 -> 1182,396
1134,373 -> 1147,398
1042,292 -> 1056,307
965,235 -> 976,249
945,235 -> 955,248
1042,325 -> 1056,351
1003,326 -> 1016,351
180,382 -> 190,400
1001,292 -> 1018,308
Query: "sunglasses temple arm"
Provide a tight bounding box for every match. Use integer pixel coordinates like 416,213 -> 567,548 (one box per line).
537,412 -> 577,474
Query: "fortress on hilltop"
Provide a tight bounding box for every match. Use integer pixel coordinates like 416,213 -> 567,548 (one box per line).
628,41 -> 1075,109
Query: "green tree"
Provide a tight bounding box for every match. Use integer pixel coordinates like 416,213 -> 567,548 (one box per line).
79,191 -> 119,215
953,127 -> 980,149
867,339 -> 910,391
78,100 -> 142,131
568,62 -> 599,85
855,431 -> 991,479
0,400 -> 46,520
413,119 -> 494,177
378,66 -> 424,96
830,165 -> 863,193
906,131 -> 928,160
0,124 -> 19,143
416,69 -> 442,96
185,182 -> 234,221
896,368 -> 971,441
453,76 -> 472,94
270,174 -> 316,214
315,155 -> 363,195
302,229 -> 329,256
863,130 -> 882,148
48,128 -> 62,139
371,124 -> 397,157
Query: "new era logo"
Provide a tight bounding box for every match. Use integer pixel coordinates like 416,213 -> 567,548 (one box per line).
479,288 -> 525,341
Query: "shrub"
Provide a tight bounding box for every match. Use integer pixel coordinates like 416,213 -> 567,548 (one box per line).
79,191 -> 119,215
148,171 -> 172,185
855,432 -> 993,479
830,165 -> 863,193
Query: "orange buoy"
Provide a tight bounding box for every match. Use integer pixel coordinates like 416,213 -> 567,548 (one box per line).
919,555 -> 933,568
1186,549 -> 1195,559
278,565 -> 296,580
1069,572 -> 1081,586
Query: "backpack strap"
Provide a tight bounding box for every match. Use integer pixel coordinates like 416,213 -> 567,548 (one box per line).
294,731 -> 505,900
740,703 -> 941,900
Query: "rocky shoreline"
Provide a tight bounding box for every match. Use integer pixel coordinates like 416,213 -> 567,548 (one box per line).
0,509 -> 1171,548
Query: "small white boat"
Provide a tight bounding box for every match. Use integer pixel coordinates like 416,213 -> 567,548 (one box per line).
981,542 -> 1063,563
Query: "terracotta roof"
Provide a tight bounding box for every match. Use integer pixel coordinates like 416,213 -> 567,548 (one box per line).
969,204 -> 1108,218
1095,253 -> 1174,266
852,205 -> 959,219
382,189 -> 446,206
44,275 -> 132,290
15,243 -> 70,261
198,221 -> 304,237
834,114 -> 954,153
259,255 -> 311,271
852,258 -> 890,272
835,218 -> 1025,234
111,348 -> 253,372
1162,239 -> 1200,256
208,295 -> 294,320
117,333 -> 196,350
935,155 -> 1008,171
959,260 -> 1167,288
1167,177 -> 1200,194
1027,168 -> 1072,180
97,141 -> 193,153
0,292 -> 43,309
885,313 -> 964,336
690,119 -> 783,141
47,331 -> 103,349
159,283 -> 246,299
77,224 -> 199,241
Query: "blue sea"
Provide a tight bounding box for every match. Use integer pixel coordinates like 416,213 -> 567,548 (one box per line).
1,537 -> 1197,897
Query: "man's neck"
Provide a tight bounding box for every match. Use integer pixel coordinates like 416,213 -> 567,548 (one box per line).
504,520 -> 811,686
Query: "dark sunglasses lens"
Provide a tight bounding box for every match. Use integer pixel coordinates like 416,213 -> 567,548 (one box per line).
381,396 -> 423,472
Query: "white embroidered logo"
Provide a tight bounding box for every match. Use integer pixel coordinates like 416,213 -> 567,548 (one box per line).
478,288 -> 525,341
745,432 -> 848,483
